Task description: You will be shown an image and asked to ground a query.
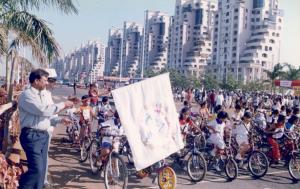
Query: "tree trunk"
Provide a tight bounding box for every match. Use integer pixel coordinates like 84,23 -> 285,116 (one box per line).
5,54 -> 10,91
8,56 -> 17,102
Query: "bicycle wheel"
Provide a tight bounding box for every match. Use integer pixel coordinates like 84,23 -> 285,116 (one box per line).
89,140 -> 100,175
288,153 -> 300,181
225,158 -> 238,181
80,137 -> 90,162
104,153 -> 128,189
194,134 -> 206,151
158,166 -> 177,189
187,153 -> 207,182
248,151 -> 269,178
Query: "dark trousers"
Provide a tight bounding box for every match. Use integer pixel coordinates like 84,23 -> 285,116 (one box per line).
19,128 -> 49,189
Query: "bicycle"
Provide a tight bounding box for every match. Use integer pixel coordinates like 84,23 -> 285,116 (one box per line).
203,130 -> 239,181
231,121 -> 269,178
79,120 -> 92,162
135,159 -> 177,189
171,131 -> 207,182
88,126 -> 128,188
260,131 -> 300,181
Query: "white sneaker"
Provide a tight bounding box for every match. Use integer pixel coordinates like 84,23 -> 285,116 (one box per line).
213,164 -> 221,172
235,153 -> 243,161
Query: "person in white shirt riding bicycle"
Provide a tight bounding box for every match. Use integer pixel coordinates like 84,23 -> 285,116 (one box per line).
206,111 -> 229,171
98,96 -> 114,124
234,112 -> 252,167
99,111 -> 123,161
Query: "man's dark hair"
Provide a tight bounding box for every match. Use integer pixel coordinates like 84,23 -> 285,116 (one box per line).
29,69 -> 49,84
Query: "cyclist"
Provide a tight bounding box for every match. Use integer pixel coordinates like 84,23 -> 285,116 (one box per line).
285,115 -> 299,132
199,101 -> 211,120
77,95 -> 96,143
99,111 -> 123,161
98,96 -> 114,124
179,107 -> 199,139
265,114 -> 286,164
234,112 -> 252,167
206,111 -> 229,171
231,104 -> 243,129
266,109 -> 280,128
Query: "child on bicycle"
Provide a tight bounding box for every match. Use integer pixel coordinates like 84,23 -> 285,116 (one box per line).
98,96 -> 114,124
77,95 -> 96,143
206,111 -> 229,171
231,104 -> 243,129
179,107 -> 200,140
99,111 -> 124,161
265,114 -> 285,164
199,101 -> 211,120
234,111 -> 252,166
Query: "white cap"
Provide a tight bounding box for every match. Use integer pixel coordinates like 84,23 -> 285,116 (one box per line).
45,68 -> 57,78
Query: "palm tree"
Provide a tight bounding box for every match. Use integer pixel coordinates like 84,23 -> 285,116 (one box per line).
263,63 -> 285,92
0,0 -> 78,100
283,63 -> 300,80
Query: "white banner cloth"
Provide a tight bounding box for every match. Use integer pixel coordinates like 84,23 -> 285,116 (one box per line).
280,80 -> 292,88
112,73 -> 184,170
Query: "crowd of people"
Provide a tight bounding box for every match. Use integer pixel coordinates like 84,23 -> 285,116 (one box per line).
177,88 -> 300,171
1,68 -> 299,188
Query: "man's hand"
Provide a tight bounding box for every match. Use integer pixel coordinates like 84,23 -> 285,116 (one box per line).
61,118 -> 72,125
68,96 -> 80,104
64,101 -> 74,109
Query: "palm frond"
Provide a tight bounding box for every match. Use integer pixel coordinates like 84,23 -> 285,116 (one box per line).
4,11 -> 60,64
8,0 -> 78,14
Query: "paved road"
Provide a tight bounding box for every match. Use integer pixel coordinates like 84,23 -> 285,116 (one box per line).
47,86 -> 300,189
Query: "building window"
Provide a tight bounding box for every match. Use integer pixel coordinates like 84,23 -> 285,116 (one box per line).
234,16 -> 238,20
195,9 -> 203,25
269,47 -> 272,51
256,18 -> 260,22
234,8 -> 239,13
262,53 -> 267,58
265,46 -> 268,51
238,68 -> 241,72
253,0 -> 264,9
269,39 -> 275,43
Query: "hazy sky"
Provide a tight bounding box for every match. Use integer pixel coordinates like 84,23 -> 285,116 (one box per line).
0,0 -> 299,76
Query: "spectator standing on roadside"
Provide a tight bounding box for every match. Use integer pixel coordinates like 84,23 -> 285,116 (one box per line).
18,69 -> 74,189
73,81 -> 77,95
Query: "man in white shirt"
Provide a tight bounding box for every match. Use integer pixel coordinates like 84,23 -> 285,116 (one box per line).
43,69 -> 72,188
215,92 -> 224,107
18,69 -> 73,189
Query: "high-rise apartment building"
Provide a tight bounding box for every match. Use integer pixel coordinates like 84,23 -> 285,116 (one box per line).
53,40 -> 105,83
105,28 -> 123,76
122,22 -> 143,78
168,0 -> 217,78
143,10 -> 170,72
208,0 -> 283,83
